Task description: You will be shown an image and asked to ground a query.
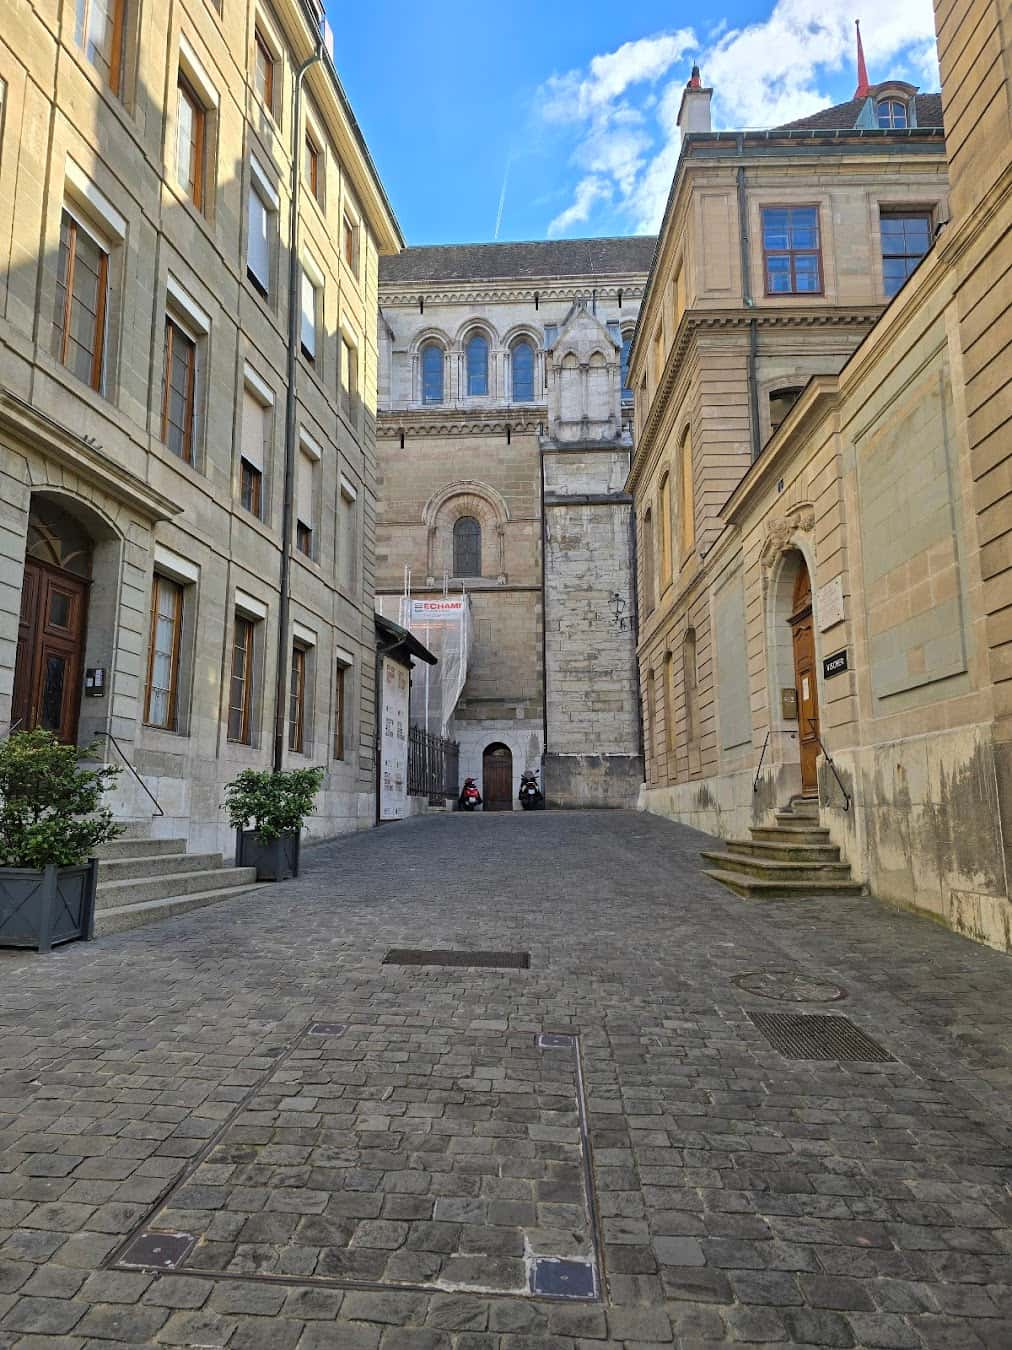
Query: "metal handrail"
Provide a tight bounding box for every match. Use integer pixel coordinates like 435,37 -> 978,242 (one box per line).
753,729 -> 770,793
95,731 -> 164,817
1,719 -> 23,742
810,725 -> 851,812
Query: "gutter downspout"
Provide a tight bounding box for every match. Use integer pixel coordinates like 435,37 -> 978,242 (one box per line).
629,505 -> 644,762
539,438 -> 549,756
374,638 -> 395,825
736,155 -> 762,464
273,41 -> 323,773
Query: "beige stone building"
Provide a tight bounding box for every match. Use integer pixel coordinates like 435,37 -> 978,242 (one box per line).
0,0 -> 401,861
376,240 -> 653,807
630,25 -> 1012,953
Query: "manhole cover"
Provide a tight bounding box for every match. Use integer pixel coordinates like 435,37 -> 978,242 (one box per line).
308,1023 -> 347,1036
538,1033 -> 576,1049
748,1011 -> 895,1062
119,1231 -> 194,1269
383,949 -> 530,969
733,970 -> 846,1002
531,1257 -> 597,1298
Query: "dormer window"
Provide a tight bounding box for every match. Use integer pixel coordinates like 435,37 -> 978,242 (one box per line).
877,99 -> 908,129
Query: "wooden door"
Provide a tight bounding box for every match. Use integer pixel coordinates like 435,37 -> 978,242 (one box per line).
789,562 -> 819,795
12,560 -> 89,743
482,744 -> 513,812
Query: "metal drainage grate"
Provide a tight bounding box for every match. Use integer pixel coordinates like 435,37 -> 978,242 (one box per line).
383,949 -> 530,970
119,1231 -> 194,1270
531,1257 -> 597,1299
734,971 -> 846,1003
538,1033 -> 576,1050
748,1011 -> 895,1062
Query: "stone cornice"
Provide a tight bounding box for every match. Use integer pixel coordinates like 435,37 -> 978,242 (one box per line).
378,407 -> 546,438
627,306 -> 880,492
937,161 -> 1012,271
379,278 -> 647,309
0,389 -> 182,521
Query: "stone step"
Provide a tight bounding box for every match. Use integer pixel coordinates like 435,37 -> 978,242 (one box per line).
95,866 -> 258,911
702,868 -> 864,900
785,796 -> 820,819
95,883 -> 266,936
701,850 -> 853,883
727,839 -> 842,863
751,824 -> 832,843
94,837 -> 187,860
97,851 -> 224,882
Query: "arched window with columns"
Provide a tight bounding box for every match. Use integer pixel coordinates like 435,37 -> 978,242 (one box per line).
511,339 -> 534,403
421,342 -> 444,404
465,334 -> 489,397
453,516 -> 482,576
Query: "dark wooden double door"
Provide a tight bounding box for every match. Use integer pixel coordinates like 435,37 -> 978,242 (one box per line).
482,744 -> 513,812
789,561 -> 820,795
12,560 -> 89,743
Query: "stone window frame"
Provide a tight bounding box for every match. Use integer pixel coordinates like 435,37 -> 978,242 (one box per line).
410,328 -> 452,405
455,318 -> 500,402
502,324 -> 543,404
422,481 -> 510,584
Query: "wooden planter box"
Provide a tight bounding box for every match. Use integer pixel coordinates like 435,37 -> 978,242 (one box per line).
235,828 -> 300,882
0,860 -> 98,952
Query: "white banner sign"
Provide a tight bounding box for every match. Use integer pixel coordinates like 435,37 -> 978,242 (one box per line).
380,656 -> 410,821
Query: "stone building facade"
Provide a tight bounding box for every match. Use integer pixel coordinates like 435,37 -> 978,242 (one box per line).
376,240 -> 652,807
630,34 -> 1012,953
0,0 -> 400,852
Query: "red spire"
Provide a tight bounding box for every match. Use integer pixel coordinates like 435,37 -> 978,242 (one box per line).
687,64 -> 701,90
854,19 -> 871,98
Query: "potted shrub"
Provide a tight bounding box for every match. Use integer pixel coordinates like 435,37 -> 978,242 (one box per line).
0,729 -> 122,952
225,766 -> 324,881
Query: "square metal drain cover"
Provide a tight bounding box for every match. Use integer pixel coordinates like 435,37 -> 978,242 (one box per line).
383,948 -> 530,969
539,1033 -> 576,1050
748,1011 -> 895,1062
308,1022 -> 347,1036
119,1231 -> 194,1269
531,1257 -> 597,1298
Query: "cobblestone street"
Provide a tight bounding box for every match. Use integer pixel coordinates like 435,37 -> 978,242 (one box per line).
1,810 -> 1011,1349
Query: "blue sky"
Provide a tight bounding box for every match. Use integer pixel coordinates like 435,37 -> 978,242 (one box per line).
327,0 -> 939,246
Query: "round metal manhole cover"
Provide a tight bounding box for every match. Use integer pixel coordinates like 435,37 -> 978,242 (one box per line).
733,970 -> 847,1002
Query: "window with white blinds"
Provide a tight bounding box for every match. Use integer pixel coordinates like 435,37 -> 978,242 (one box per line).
247,185 -> 270,293
296,449 -> 315,555
241,390 -> 266,472
300,270 -> 317,360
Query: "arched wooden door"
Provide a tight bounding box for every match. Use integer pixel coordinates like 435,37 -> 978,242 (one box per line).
788,560 -> 819,795
482,743 -> 513,812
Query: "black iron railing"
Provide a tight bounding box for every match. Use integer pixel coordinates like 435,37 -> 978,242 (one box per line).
95,730 -> 165,817
408,726 -> 459,804
809,725 -> 851,813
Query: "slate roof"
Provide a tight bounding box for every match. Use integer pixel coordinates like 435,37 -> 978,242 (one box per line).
379,237 -> 657,286
775,92 -> 944,132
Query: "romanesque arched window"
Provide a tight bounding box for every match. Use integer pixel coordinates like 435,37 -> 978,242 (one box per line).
466,334 -> 489,397
511,339 -> 534,403
421,342 -> 444,403
453,516 -> 482,576
621,334 -> 633,397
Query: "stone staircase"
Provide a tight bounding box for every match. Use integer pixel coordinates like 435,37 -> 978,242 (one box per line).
93,836 -> 263,935
701,797 -> 863,900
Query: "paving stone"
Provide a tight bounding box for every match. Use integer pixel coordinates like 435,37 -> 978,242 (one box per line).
1,1297 -> 87,1336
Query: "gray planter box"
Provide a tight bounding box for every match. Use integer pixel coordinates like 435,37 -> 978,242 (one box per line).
235,828 -> 300,881
0,860 -> 98,952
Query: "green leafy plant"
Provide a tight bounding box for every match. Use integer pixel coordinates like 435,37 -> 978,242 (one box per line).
223,767 -> 324,843
0,729 -> 123,868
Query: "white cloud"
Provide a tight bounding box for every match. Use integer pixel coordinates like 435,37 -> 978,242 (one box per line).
538,1 -> 939,237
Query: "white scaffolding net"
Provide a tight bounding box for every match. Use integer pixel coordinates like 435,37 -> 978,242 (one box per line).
376,595 -> 472,737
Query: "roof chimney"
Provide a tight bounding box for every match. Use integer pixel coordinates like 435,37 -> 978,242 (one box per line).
853,20 -> 871,98
677,64 -> 713,135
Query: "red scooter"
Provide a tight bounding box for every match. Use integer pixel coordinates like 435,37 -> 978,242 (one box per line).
459,778 -> 482,811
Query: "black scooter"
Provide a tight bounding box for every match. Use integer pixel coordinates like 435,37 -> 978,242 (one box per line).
519,771 -> 544,811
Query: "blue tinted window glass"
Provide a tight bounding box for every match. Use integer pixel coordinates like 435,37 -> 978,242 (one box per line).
421,343 -> 444,403
878,99 -> 907,128
466,335 -> 488,396
621,336 -> 632,395
512,341 -> 534,402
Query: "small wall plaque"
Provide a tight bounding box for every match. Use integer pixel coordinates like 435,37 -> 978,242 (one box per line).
780,687 -> 798,720
823,650 -> 848,679
817,576 -> 845,631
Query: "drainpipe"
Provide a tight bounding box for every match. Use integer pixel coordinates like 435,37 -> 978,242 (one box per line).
539,439 -> 549,756
629,506 -> 644,761
273,40 -> 323,773
736,159 -> 762,464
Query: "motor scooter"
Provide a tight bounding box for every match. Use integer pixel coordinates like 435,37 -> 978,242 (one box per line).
519,770 -> 544,810
459,777 -> 482,811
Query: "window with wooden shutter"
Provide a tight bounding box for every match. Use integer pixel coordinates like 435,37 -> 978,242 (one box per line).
144,575 -> 183,730
161,317 -> 198,462
52,211 -> 109,392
